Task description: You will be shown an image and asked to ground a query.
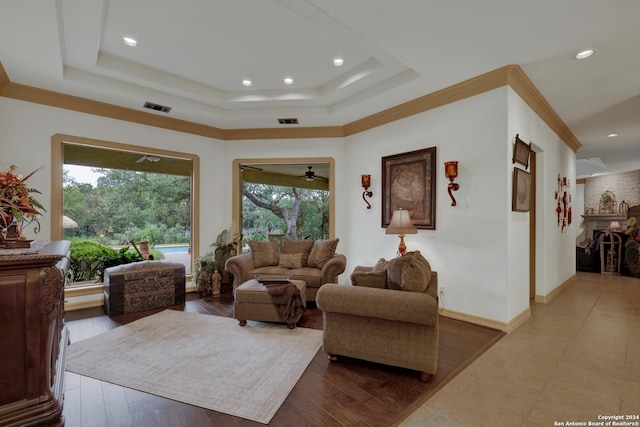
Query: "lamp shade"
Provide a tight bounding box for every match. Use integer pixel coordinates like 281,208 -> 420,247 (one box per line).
385,209 -> 417,235
609,221 -> 621,231
361,174 -> 371,188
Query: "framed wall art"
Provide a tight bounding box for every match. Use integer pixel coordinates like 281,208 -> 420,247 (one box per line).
512,167 -> 531,212
382,147 -> 436,229
512,134 -> 531,169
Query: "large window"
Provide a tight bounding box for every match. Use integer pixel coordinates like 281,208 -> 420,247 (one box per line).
232,158 -> 334,245
51,134 -> 200,288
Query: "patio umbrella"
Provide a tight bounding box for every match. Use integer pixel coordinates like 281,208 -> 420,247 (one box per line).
62,215 -> 78,229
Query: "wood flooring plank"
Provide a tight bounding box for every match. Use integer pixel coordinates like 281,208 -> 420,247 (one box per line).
63,290 -> 503,426
80,376 -> 108,427
61,386 -> 82,427
101,382 -> 133,427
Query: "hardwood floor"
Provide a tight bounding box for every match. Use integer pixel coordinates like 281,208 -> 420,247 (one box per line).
62,292 -> 504,427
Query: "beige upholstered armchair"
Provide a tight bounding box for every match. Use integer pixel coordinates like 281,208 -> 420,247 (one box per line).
225,238 -> 346,302
316,251 -> 438,382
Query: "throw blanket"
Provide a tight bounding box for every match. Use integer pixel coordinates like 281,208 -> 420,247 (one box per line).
263,282 -> 305,323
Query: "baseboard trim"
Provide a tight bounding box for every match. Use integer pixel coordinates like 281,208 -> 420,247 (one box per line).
64,282 -> 197,312
505,307 -> 532,333
534,274 -> 576,304
440,306 -> 531,333
64,293 -> 105,312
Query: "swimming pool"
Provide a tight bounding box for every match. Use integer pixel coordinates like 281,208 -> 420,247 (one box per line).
155,245 -> 190,254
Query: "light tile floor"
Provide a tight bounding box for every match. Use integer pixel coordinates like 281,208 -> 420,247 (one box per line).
399,272 -> 640,427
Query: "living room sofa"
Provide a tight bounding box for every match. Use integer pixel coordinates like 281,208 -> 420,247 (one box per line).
315,251 -> 438,381
225,238 -> 346,302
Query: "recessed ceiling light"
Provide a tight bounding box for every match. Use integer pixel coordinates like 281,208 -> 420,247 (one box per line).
333,58 -> 344,67
123,37 -> 138,47
284,77 -> 293,85
242,79 -> 252,87
607,133 -> 619,138
575,49 -> 594,60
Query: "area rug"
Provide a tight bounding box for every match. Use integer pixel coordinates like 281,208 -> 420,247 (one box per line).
65,309 -> 323,424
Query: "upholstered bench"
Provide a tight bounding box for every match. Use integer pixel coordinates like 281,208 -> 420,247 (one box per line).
104,261 -> 186,315
233,278 -> 306,328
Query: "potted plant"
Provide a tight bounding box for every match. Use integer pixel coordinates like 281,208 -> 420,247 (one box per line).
625,217 -> 640,277
193,229 -> 242,295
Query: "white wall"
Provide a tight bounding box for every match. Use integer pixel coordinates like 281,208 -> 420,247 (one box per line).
0,84 -> 576,325
0,97 -> 226,256
345,88 -> 512,322
507,89 -> 576,309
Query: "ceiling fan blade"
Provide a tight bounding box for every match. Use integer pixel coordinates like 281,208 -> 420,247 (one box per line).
241,165 -> 264,171
135,155 -> 147,163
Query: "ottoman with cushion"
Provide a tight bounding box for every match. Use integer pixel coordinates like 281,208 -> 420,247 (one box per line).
233,278 -> 306,328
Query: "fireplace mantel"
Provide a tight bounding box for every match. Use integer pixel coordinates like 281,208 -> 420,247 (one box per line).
582,214 -> 627,241
582,214 -> 627,222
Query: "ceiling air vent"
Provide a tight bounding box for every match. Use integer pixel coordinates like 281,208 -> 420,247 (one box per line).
143,101 -> 172,113
277,118 -> 299,125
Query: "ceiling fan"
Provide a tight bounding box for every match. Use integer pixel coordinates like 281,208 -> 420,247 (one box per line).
135,154 -> 174,164
136,155 -> 160,163
302,166 -> 328,182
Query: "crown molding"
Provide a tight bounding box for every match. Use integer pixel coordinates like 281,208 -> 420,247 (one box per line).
0,61 -> 580,151
506,65 -> 581,152
343,65 -> 510,136
224,126 -> 344,140
0,81 -> 224,139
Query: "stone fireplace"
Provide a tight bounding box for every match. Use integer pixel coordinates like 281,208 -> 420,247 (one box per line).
581,169 -> 640,243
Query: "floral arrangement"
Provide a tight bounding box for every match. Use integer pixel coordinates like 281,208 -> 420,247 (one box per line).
0,164 -> 46,233
626,216 -> 640,240
625,217 -> 640,277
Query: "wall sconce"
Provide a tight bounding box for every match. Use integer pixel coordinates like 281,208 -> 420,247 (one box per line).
385,208 -> 417,256
444,161 -> 460,206
361,174 -> 373,209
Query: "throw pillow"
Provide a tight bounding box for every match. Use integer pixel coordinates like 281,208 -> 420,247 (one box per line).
281,238 -> 314,266
400,259 -> 428,292
386,251 -> 432,291
372,258 -> 388,273
248,240 -> 280,268
307,238 -> 339,269
386,253 -> 411,290
350,270 -> 388,289
278,253 -> 305,269
410,251 -> 433,290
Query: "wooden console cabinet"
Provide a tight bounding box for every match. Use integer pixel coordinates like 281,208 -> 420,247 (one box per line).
0,240 -> 70,427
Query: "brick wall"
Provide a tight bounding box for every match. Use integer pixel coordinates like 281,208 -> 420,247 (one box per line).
583,170 -> 640,240
584,170 -> 640,213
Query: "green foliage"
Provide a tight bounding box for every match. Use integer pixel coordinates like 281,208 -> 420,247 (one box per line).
193,230 -> 242,293
241,183 -> 329,240
211,229 -> 242,271
625,240 -> 639,271
68,239 -> 143,282
62,168 -> 191,245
